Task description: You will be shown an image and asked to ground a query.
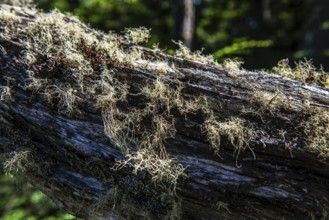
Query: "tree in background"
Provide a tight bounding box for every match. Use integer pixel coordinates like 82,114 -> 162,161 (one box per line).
173,0 -> 195,48
1,0 -> 329,219
0,4 -> 328,219
298,0 -> 329,67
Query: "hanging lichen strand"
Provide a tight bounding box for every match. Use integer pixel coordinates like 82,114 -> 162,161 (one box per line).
0,8 -> 226,218
1,5 -> 329,219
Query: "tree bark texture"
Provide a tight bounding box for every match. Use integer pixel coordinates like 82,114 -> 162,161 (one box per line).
0,5 -> 329,220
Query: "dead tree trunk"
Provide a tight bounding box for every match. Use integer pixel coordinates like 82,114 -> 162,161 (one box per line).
0,5 -> 329,220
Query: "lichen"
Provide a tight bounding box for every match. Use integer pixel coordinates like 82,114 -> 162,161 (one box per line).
0,86 -> 12,101
1,0 -> 34,7
3,150 -> 32,175
0,7 -> 262,218
215,201 -> 231,213
252,90 -> 289,113
272,58 -> 329,88
113,149 -> 186,189
203,117 -> 256,166
174,40 -> 218,65
222,58 -> 243,71
124,27 -> 150,44
301,108 -> 329,158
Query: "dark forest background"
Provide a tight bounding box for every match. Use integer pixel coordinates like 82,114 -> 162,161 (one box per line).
35,0 -> 329,70
1,0 -> 329,219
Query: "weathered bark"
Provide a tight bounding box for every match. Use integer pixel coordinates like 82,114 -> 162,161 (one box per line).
0,5 -> 329,220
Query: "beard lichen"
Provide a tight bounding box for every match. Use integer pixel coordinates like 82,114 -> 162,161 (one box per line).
272,58 -> 329,88
1,6 -> 261,218
123,27 -> 150,44
301,107 -> 329,158
3,149 -> 32,175
251,90 -> 291,114
203,117 -> 256,167
113,149 -> 186,189
267,58 -> 329,158
174,40 -> 218,65
0,85 -> 12,102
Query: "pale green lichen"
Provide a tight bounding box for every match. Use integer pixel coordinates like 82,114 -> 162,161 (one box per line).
0,7 -> 263,218
2,0 -> 34,7
215,201 -> 231,213
222,59 -> 244,77
0,86 -> 12,101
252,90 -> 290,113
222,58 -> 243,70
3,150 -> 32,175
301,108 -> 329,158
174,40 -> 218,65
124,27 -> 150,44
113,149 -> 186,189
272,58 -> 329,88
203,117 -> 256,166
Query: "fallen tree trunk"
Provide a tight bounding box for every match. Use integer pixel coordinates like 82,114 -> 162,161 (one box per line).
1,4 -> 329,220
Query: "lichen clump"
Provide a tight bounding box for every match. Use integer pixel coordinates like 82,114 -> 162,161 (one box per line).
271,59 -> 329,157
0,6 -> 259,218
301,108 -> 329,158
252,91 -> 290,113
0,6 -> 257,174
204,117 -> 256,166
3,150 -> 32,175
272,58 -> 329,89
174,40 -> 218,65
123,27 -> 150,44
0,86 -> 11,101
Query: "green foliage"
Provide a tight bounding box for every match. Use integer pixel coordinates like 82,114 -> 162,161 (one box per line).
35,0 -> 173,48
214,39 -> 273,59
0,173 -> 79,220
2,0 -> 329,219
32,0 -> 329,70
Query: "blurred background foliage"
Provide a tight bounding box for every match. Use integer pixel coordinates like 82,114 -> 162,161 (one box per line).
34,0 -> 329,69
0,172 -> 78,219
1,0 -> 329,219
